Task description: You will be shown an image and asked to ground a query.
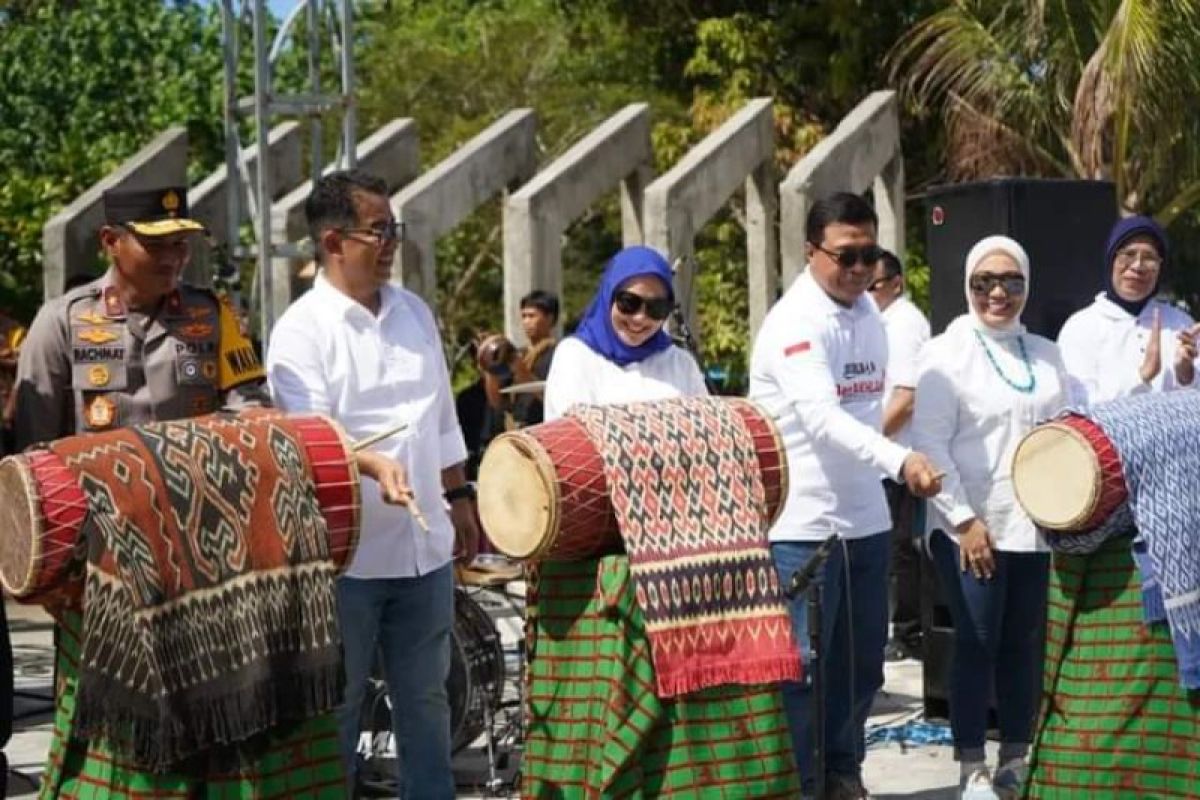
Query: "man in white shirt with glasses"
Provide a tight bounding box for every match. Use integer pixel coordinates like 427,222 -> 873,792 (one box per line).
267,170 -> 480,800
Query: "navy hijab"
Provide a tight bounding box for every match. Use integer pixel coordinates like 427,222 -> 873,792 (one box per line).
573,245 -> 675,367
1104,215 -> 1169,316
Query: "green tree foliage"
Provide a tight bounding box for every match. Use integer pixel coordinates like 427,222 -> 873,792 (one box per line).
0,0 -> 230,315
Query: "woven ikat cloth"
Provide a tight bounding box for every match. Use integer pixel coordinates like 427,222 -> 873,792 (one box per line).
568,397 -> 800,697
48,411 -> 351,771
1088,391 -> 1200,689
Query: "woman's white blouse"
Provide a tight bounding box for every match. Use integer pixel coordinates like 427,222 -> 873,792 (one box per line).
543,336 -> 708,421
911,324 -> 1073,552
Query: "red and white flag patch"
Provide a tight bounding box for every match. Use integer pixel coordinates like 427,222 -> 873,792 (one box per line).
783,341 -> 811,357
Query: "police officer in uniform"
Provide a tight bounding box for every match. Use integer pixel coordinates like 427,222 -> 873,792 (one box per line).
13,186 -> 407,797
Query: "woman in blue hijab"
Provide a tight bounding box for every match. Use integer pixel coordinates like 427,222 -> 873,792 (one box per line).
1057,216 -> 1200,405
544,245 -> 707,419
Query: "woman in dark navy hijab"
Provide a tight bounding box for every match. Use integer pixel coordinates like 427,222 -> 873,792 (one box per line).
1057,216 -> 1200,404
543,245 -> 707,419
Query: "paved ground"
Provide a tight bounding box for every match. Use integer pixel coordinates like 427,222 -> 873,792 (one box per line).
5,592 -> 986,799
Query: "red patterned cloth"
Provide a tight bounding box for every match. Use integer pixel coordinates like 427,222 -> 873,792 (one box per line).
48,411 -> 356,772
569,397 -> 800,697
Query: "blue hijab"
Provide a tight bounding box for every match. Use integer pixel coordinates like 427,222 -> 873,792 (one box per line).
1103,215 -> 1169,316
573,245 -> 675,366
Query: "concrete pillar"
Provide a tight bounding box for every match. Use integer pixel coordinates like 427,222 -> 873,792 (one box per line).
187,121 -> 304,285
393,110 -> 537,302
643,98 -> 776,338
42,128 -> 188,300
502,104 -> 652,341
780,91 -> 902,289
266,118 -> 421,332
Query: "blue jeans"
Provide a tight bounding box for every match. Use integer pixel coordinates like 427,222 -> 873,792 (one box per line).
771,534 -> 890,792
929,531 -> 1049,761
336,564 -> 455,800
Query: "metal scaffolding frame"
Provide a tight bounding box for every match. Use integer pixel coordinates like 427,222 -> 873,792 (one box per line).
218,0 -> 357,345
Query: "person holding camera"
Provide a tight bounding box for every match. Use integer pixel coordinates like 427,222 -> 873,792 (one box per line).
480,290 -> 559,429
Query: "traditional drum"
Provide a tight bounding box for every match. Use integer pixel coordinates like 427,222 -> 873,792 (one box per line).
477,398 -> 788,561
1012,414 -> 1128,531
0,413 -> 360,604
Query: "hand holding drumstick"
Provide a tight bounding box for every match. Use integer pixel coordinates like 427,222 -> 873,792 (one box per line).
351,423 -> 430,532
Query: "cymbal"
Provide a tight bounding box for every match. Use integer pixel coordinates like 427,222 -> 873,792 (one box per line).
500,380 -> 546,395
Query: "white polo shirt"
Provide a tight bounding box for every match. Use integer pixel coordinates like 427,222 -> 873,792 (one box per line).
749,270 -> 910,541
266,273 -> 468,579
880,295 -> 931,448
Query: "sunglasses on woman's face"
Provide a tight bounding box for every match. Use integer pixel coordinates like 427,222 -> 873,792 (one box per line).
613,290 -> 672,321
969,273 -> 1027,296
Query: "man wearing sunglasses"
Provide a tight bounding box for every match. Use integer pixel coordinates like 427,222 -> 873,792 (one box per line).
750,192 -> 943,800
267,169 -> 479,799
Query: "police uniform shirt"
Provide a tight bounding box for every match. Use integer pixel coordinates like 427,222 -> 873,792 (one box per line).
14,270 -> 266,450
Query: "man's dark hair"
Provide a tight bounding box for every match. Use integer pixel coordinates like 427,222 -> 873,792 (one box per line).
520,290 -> 560,323
878,249 -> 903,280
805,192 -> 879,246
304,169 -> 388,262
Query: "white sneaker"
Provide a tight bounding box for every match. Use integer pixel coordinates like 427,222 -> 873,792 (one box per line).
960,766 -> 999,800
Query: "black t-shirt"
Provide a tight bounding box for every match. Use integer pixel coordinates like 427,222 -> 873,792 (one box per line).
511,342 -> 555,428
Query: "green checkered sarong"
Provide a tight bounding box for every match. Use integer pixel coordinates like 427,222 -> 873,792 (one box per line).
1026,536 -> 1200,798
523,557 -> 800,798
38,611 -> 346,799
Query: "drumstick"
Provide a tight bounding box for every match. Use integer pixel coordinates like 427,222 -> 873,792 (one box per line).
350,421 -> 410,452
407,495 -> 431,534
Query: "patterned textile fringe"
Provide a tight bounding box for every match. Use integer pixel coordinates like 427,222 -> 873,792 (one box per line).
74,564 -> 343,772
569,397 -> 800,698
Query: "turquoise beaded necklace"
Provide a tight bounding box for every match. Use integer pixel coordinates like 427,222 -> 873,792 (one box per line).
974,329 -> 1036,394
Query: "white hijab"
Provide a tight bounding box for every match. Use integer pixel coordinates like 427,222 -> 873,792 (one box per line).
949,234 -> 1031,342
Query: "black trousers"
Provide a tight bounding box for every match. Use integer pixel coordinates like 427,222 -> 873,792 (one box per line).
884,478 -> 922,651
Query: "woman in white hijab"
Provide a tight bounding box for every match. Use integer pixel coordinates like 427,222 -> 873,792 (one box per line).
911,236 -> 1073,800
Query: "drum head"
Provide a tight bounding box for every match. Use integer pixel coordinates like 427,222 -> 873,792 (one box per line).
0,456 -> 39,596
477,433 -> 557,560
1012,423 -> 1099,530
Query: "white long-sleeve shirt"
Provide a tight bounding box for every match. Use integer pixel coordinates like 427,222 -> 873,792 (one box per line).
880,295 -> 931,448
1057,294 -> 1197,405
543,336 -> 707,421
749,270 -> 909,541
912,318 -> 1072,552
266,273 -> 468,579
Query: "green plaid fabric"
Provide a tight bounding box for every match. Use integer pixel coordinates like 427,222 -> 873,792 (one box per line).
1026,536 -> 1200,799
39,611 -> 346,799
524,557 -> 800,798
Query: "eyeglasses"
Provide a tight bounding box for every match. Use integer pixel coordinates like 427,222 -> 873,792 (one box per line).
812,243 -> 884,269
1115,248 -> 1162,271
339,220 -> 404,244
613,290 -> 672,321
969,273 -> 1027,296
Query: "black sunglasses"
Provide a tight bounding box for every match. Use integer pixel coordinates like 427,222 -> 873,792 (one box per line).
969,273 -> 1027,296
613,290 -> 672,321
813,243 -> 885,269
340,220 -> 404,243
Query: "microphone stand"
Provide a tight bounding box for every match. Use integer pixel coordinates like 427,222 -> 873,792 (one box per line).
785,533 -> 839,800
670,256 -> 717,394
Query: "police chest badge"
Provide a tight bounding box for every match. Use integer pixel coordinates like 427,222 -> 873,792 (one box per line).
87,365 -> 110,387
78,327 -> 119,345
85,395 -> 117,429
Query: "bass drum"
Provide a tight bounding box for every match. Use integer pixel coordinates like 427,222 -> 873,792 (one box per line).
357,589 -> 505,790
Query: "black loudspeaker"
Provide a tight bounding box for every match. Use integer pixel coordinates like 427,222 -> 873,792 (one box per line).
926,179 -> 1118,338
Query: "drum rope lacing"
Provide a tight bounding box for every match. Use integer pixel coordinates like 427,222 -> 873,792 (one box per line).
974,330 -> 1036,394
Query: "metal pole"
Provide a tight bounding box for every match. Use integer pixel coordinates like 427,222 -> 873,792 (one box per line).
307,0 -> 323,184
340,0 -> 356,169
251,0 -> 274,348
220,1 -> 241,269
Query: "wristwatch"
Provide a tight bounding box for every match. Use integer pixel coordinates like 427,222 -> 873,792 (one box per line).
443,484 -> 477,504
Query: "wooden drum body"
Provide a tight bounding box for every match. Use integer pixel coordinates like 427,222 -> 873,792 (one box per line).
1012,414 -> 1128,531
0,413 -> 361,604
477,398 -> 788,561
0,450 -> 89,603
